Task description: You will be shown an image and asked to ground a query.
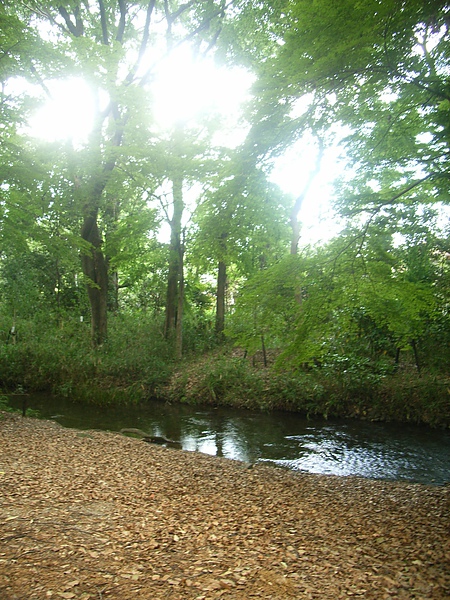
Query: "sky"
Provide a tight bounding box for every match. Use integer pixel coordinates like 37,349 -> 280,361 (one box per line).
23,53 -> 343,245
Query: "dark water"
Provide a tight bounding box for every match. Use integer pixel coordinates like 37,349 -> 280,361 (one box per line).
7,394 -> 450,485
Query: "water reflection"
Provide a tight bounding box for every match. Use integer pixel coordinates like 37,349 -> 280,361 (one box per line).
7,394 -> 450,485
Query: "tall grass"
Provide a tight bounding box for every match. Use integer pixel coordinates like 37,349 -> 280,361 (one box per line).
0,312 -> 173,404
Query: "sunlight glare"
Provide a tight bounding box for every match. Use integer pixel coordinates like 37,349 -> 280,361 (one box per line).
28,78 -> 95,143
271,136 -> 345,244
152,47 -> 254,132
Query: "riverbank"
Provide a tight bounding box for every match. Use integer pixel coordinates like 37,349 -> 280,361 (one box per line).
1,412 -> 449,599
157,352 -> 450,428
1,328 -> 449,427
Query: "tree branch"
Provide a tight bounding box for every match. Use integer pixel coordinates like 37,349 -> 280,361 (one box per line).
98,0 -> 109,45
139,0 -> 234,86
125,0 -> 156,84
385,173 -> 435,204
163,0 -> 172,47
199,0 -> 227,57
115,0 -> 127,43
58,5 -> 83,37
29,63 -> 52,98
170,0 -> 196,23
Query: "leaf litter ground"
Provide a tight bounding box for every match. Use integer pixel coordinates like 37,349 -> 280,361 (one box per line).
0,412 -> 448,599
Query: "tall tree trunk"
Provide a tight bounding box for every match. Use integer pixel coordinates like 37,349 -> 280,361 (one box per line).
261,334 -> 267,367
175,242 -> 184,360
215,259 -> 227,338
108,270 -> 119,313
290,216 -> 302,256
289,139 -> 324,305
411,339 -> 421,376
105,198 -> 120,313
215,232 -> 228,338
77,101 -> 123,346
164,174 -> 183,339
81,208 -> 108,347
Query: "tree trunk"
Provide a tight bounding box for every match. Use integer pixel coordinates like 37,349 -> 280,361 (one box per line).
261,334 -> 267,367
175,240 -> 184,360
394,347 -> 401,372
290,215 -> 302,256
108,270 -> 119,313
216,259 -> 226,338
164,174 -> 183,339
411,339 -> 421,376
81,208 -> 108,347
290,138 -> 324,255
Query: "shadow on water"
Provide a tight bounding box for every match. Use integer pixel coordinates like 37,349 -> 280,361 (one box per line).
7,393 -> 450,485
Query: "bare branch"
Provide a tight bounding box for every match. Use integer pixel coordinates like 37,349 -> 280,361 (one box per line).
384,173 -> 435,204
30,63 -> 52,98
125,0 -> 156,84
170,0 -> 196,23
199,0 -> 226,57
139,0 -> 156,61
116,0 -> 127,43
164,0 -> 173,48
0,41 -> 21,61
58,5 -> 83,37
98,0 -> 109,45
345,173 -> 439,221
73,5 -> 84,36
140,0 -> 234,86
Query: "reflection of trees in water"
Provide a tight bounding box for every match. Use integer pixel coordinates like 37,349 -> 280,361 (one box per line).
200,409 -> 300,463
184,412 -> 226,457
208,412 -> 225,457
149,402 -> 184,442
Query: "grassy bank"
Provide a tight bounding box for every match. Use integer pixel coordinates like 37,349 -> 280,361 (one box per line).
157,350 -> 450,428
1,315 -> 448,427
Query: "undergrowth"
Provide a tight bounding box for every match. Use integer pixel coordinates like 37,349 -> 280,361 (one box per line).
0,313 -> 174,405
1,314 -> 448,426
157,350 -> 450,427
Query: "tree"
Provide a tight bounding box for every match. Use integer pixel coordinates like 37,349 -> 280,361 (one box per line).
192,153 -> 291,337
2,0 -> 235,346
228,204 -> 449,376
246,0 -> 449,220
156,125 -> 217,350
220,0 -> 450,372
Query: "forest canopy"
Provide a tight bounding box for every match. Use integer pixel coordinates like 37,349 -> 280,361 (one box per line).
0,0 -> 449,425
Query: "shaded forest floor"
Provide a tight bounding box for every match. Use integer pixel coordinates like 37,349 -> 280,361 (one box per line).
0,413 -> 449,599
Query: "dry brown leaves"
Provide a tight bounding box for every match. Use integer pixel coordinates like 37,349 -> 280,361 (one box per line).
0,412 -> 448,599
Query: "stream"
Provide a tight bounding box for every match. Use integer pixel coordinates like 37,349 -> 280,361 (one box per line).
7,393 -> 450,485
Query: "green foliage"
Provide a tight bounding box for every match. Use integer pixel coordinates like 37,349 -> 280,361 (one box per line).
226,209 -> 450,388
0,394 -> 40,418
0,311 -> 174,403
0,394 -> 14,412
158,351 -> 449,426
0,0 -> 448,427
191,158 -> 291,276
226,254 -> 304,354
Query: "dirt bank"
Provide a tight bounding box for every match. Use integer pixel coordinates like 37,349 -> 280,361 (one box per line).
0,412 -> 448,599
